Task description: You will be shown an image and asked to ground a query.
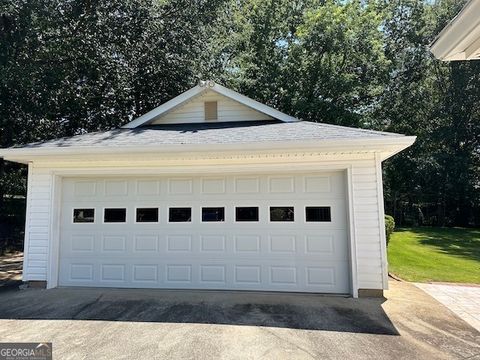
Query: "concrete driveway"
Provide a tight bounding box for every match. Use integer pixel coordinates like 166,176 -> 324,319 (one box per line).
416,282 -> 480,332
0,281 -> 478,360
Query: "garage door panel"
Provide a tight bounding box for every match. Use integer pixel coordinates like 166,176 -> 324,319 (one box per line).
63,174 -> 346,199
234,235 -> 261,252
61,231 -> 347,260
133,265 -> 158,282
59,172 -> 350,293
71,235 -> 95,252
69,264 -> 94,281
60,260 -> 350,293
134,235 -> 159,252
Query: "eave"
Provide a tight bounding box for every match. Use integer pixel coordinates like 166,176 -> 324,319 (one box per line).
430,0 -> 480,61
0,136 -> 416,165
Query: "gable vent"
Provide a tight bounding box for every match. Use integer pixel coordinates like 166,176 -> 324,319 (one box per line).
204,101 -> 218,121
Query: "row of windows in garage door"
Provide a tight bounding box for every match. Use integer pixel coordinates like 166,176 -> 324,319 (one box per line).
72,206 -> 332,224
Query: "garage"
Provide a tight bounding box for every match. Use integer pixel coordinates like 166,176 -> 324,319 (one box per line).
1,81 -> 415,296
58,172 -> 350,293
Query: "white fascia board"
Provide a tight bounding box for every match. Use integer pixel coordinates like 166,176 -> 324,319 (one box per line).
0,136 -> 416,164
430,0 -> 480,61
122,81 -> 299,128
212,83 -> 299,123
122,86 -> 206,128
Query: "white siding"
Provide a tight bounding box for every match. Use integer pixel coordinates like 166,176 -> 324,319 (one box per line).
23,165 -> 53,281
22,154 -> 388,292
151,91 -> 274,124
352,159 -> 385,289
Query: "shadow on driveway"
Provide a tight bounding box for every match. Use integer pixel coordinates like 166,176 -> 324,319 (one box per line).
0,287 -> 398,335
1,282 -> 479,359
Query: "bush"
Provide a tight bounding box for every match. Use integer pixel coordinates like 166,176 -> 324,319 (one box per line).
385,215 -> 395,246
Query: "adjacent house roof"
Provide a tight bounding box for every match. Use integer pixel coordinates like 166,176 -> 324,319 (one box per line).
430,0 -> 480,61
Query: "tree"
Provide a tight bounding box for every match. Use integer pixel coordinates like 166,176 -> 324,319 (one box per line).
1,0 -> 479,230
379,0 -> 479,226
210,0 -> 389,128
0,0 -> 226,233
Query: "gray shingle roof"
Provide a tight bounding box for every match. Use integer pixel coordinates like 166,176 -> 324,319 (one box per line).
17,120 -> 405,149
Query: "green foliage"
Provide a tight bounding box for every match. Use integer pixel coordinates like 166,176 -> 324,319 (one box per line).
210,0 -> 389,127
0,0 -> 479,229
385,215 -> 395,245
0,0 -> 226,145
378,0 -> 479,227
0,0 -> 227,223
388,227 -> 480,283
211,0 -> 479,227
293,0 -> 388,126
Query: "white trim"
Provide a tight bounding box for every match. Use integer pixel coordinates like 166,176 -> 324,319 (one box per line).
21,163 -> 33,282
71,207 -> 96,224
303,206 -> 332,224
123,86 -> 207,128
200,206 -> 226,223
375,153 -> 389,290
47,174 -> 61,289
133,206 -> 160,224
234,205 -> 260,222
212,83 -> 298,123
102,207 -> 128,224
0,136 -> 417,164
268,206 -> 296,223
43,162 -> 363,178
346,166 -> 359,298
167,207 -> 193,223
122,82 -> 299,129
430,0 -> 480,61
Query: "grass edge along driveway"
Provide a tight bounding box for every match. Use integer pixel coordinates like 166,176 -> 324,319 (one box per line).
388,227 -> 480,284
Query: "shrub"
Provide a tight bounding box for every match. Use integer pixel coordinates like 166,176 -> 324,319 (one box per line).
385,215 -> 395,246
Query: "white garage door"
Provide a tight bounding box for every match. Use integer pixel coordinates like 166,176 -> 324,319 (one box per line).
59,172 -> 350,293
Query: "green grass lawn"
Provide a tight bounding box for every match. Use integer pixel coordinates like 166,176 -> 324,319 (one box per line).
387,227 -> 480,283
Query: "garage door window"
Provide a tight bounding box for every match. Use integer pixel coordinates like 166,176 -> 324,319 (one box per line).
169,208 -> 191,222
136,208 -> 159,223
73,208 -> 95,223
305,207 -> 331,222
235,207 -> 259,222
104,208 -> 126,223
202,207 -> 225,222
270,207 -> 294,222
